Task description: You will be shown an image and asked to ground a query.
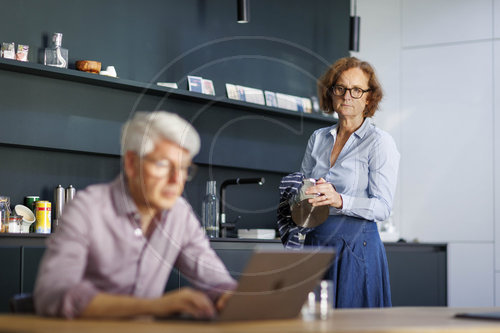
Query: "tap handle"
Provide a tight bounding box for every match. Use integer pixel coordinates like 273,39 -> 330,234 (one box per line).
220,216 -> 241,237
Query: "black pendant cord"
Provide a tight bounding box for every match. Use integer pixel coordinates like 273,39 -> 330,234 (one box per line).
349,0 -> 360,52
237,0 -> 249,23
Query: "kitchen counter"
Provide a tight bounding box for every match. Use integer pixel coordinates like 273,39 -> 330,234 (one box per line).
0,234 -> 447,311
1,307 -> 500,332
0,233 -> 48,246
0,232 -> 446,247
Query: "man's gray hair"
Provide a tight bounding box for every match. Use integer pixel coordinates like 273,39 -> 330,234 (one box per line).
121,111 -> 200,158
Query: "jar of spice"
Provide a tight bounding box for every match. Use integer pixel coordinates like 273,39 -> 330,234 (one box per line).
8,215 -> 21,233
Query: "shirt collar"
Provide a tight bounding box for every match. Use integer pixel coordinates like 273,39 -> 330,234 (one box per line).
111,174 -> 140,219
111,174 -> 170,223
328,117 -> 372,139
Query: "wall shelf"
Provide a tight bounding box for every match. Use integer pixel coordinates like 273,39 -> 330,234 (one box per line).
0,56 -> 334,212
0,58 -> 336,125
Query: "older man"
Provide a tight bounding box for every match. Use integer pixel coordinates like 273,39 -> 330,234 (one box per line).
34,111 -> 236,319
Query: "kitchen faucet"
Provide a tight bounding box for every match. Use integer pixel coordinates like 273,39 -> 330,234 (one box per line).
219,177 -> 265,238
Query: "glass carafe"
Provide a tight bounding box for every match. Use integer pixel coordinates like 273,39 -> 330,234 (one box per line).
202,180 -> 219,238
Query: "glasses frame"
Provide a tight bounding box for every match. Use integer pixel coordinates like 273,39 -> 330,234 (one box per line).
141,156 -> 197,181
331,85 -> 371,99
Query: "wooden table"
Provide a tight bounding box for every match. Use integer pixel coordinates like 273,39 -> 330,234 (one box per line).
1,307 -> 500,332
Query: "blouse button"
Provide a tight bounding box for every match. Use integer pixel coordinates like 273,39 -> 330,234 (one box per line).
363,241 -> 367,246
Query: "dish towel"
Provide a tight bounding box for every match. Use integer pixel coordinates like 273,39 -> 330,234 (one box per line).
277,172 -> 313,249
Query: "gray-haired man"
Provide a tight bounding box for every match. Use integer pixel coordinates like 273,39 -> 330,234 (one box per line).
34,111 -> 236,319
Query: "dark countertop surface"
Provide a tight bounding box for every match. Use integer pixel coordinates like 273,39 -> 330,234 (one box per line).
0,233 -> 447,249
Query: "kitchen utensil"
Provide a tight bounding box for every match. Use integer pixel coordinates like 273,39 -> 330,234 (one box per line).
14,204 -> 36,233
290,178 -> 329,228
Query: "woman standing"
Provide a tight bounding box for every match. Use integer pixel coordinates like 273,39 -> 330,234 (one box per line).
301,57 -> 399,308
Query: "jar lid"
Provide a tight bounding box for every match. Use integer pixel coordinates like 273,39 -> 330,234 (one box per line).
8,215 -> 22,221
52,33 -> 63,47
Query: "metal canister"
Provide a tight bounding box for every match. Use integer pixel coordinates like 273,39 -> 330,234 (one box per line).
25,196 -> 40,233
65,185 -> 76,202
53,185 -> 65,233
24,196 -> 40,213
54,185 -> 65,220
35,201 -> 51,234
290,178 -> 329,228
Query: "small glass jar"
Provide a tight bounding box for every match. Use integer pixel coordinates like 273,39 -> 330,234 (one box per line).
44,33 -> 68,68
8,214 -> 21,233
0,196 -> 11,233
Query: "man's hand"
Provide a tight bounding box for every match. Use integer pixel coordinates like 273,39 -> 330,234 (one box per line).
215,292 -> 233,312
155,287 -> 216,319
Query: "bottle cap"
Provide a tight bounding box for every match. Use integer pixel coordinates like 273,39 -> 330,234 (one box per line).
52,33 -> 63,47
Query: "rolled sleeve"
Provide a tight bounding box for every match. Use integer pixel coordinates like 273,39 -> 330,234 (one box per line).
60,280 -> 99,318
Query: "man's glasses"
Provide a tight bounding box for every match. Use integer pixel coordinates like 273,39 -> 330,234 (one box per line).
142,156 -> 197,181
331,85 -> 371,99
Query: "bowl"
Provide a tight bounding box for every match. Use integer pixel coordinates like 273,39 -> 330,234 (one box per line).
75,60 -> 102,74
14,204 -> 36,233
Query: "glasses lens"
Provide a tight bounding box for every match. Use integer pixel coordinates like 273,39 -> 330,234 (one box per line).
186,164 -> 197,181
332,85 -> 345,96
150,159 -> 170,178
144,156 -> 197,181
351,88 -> 363,98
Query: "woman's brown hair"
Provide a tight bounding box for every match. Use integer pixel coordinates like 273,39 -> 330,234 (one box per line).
317,57 -> 383,117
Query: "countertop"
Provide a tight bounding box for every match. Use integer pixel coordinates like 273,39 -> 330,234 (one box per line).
1,307 -> 500,332
0,233 -> 447,249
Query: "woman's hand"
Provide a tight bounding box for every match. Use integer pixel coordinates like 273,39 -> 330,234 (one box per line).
306,178 -> 343,209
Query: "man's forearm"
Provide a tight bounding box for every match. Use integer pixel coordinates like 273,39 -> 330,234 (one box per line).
79,288 -> 217,319
80,293 -> 158,318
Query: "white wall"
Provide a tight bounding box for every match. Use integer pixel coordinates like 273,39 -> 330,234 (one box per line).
352,0 -> 402,234
494,0 -> 500,305
354,0 -> 498,306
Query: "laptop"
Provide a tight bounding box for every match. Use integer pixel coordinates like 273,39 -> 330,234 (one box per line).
455,311 -> 500,321
167,247 -> 335,322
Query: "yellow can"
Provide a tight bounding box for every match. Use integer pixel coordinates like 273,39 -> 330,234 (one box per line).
35,201 -> 51,234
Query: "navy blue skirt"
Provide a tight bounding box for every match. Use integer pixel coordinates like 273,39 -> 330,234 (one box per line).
304,215 -> 392,308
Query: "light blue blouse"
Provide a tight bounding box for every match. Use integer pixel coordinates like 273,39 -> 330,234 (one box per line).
300,118 -> 400,222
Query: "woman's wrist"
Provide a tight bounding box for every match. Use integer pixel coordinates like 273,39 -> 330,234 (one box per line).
332,193 -> 343,209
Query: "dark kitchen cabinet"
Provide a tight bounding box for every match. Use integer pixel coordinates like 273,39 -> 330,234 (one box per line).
0,246 -> 21,312
21,247 -> 46,294
385,243 -> 447,306
167,240 -> 448,307
0,238 -> 447,312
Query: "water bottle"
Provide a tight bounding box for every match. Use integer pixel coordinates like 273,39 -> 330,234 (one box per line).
202,180 -> 219,238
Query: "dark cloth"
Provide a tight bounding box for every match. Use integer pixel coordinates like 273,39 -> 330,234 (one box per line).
276,172 -> 313,248
304,215 -> 392,308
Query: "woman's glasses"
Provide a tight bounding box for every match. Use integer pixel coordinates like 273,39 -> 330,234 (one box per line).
331,85 -> 370,99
